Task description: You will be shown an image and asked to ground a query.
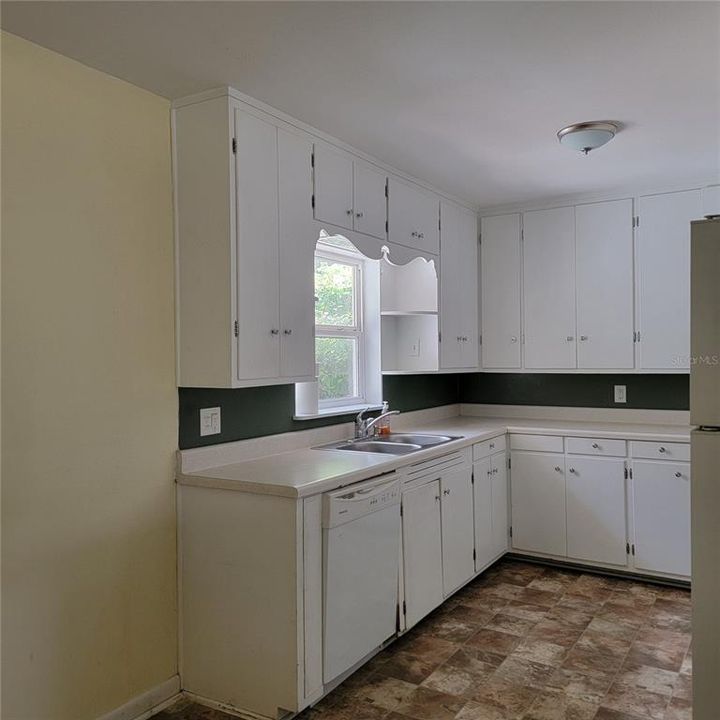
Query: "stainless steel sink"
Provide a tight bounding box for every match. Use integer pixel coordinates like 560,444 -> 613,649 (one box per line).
315,433 -> 461,455
331,440 -> 422,455
380,433 -> 457,446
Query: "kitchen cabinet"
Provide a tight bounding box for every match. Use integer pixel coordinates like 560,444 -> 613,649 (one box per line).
631,460 -> 691,577
388,177 -> 440,255
313,143 -> 387,240
637,190 -> 702,369
565,456 -> 627,566
473,450 -> 509,572
401,479 -> 444,629
440,201 -> 479,370
174,96 -> 316,387
511,451 -> 567,556
575,199 -> 635,369
440,465 -> 475,595
523,207 -> 577,369
480,214 -> 522,369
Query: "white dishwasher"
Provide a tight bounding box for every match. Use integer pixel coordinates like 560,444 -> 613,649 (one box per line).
322,472 -> 401,683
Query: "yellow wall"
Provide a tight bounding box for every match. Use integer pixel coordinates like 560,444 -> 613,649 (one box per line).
1,32 -> 178,719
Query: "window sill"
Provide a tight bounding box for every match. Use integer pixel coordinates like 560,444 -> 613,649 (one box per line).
294,403 -> 383,421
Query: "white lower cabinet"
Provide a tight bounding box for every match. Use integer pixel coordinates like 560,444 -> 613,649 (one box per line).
631,460 -> 691,577
401,479 -> 443,629
473,451 -> 509,572
511,451 -> 567,556
440,466 -> 475,596
566,456 -> 627,566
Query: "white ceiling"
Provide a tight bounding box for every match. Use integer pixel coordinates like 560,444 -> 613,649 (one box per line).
3,1 -> 719,208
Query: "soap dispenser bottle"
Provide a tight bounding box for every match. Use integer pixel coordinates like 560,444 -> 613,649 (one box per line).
377,401 -> 392,436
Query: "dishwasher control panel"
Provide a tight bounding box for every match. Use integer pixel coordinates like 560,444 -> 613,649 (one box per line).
322,474 -> 400,528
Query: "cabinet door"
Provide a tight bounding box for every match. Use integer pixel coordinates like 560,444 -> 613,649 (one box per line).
459,208 -> 480,369
511,452 -> 567,556
637,190 -> 702,369
523,207 -> 577,369
313,144 -> 353,231
402,481 -> 444,628
480,214 -> 522,369
632,460 -> 691,577
441,466 -> 476,595
353,161 -> 387,239
388,178 -> 440,255
491,452 -> 509,557
278,130 -> 316,378
234,110 -> 280,380
566,456 -> 628,566
575,200 -> 635,369
473,458 -> 494,571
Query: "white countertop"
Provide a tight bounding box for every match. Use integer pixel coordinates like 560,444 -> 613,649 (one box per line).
177,414 -> 691,499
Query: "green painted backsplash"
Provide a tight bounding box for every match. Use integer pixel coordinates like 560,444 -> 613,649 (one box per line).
179,373 -> 688,449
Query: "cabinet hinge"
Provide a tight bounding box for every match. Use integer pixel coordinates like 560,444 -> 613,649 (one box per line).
633,215 -> 640,228
233,320 -> 239,337
385,181 -> 389,198
521,229 -> 524,241
509,526 -> 513,538
471,472 -> 475,485
385,219 -> 389,233
400,504 -> 403,518
631,544 -> 636,556
311,194 -> 315,209
311,151 -> 315,168
636,331 -> 641,343
395,604 -> 401,632
626,542 -> 630,555
438,331 -> 442,343
473,548 -> 477,561
633,331 -> 637,343
624,466 -> 629,480
508,456 -> 511,470
479,334 -> 482,346
232,138 -> 237,154
629,467 -> 633,479
402,600 -> 407,616
478,233 -> 482,245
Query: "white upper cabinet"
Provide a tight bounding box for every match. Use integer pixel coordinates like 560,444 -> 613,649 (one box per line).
388,178 -> 440,255
313,144 -> 354,231
440,202 -> 479,370
637,190 -> 702,369
480,214 -> 522,369
353,161 -> 388,239
313,144 -> 387,240
523,207 -> 577,369
575,199 -> 635,369
174,96 -> 316,388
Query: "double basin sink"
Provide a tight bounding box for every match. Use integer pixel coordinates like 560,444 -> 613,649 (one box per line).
317,433 -> 461,456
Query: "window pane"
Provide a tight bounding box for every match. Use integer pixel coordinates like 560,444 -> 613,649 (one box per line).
316,336 -> 357,401
315,256 -> 356,326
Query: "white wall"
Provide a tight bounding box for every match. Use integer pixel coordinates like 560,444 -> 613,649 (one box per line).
1,32 -> 178,720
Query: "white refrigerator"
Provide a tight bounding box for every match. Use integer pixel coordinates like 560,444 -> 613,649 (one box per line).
690,217 -> 720,720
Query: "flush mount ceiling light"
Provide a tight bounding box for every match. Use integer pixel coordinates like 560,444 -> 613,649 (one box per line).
557,121 -> 619,155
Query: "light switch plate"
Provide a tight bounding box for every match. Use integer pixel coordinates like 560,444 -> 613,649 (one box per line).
200,406 -> 221,436
614,385 -> 627,404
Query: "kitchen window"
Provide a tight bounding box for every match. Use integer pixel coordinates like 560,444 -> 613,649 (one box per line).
315,245 -> 366,407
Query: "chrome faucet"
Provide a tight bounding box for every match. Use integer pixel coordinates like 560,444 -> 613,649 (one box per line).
355,406 -> 400,439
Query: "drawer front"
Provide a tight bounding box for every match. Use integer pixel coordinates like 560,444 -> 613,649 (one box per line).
566,437 -> 627,457
509,434 -> 564,453
473,435 -> 507,461
630,441 -> 690,462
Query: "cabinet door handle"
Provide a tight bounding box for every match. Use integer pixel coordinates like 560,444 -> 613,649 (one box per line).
569,467 -> 577,474
489,443 -> 495,449
675,471 -> 683,478
580,335 -> 588,341
462,336 -> 468,342
283,329 -> 292,335
346,208 -> 354,215
492,468 -> 498,474
435,495 -> 440,502
658,446 -> 666,453
566,336 -> 575,342
411,231 -> 418,238
355,211 -> 364,218
270,328 -> 280,335
592,443 -> 600,449
457,336 -> 462,342
555,466 -> 562,473
443,488 -> 451,496
511,336 -> 518,343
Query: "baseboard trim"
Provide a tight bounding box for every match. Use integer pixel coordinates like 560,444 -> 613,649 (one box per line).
96,676 -> 181,720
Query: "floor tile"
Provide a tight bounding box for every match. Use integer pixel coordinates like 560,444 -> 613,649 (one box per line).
663,697 -> 692,720
394,686 -> 466,720
624,643 -> 686,673
352,674 -> 419,711
484,612 -> 537,636
492,655 -> 556,689
421,649 -> 496,698
502,602 -> 551,623
594,709 -> 649,720
523,688 -> 598,720
512,637 -> 568,666
468,677 -> 539,717
601,683 -> 671,720
546,667 -> 616,704
574,629 -> 633,659
379,651 -> 442,684
465,628 -> 522,656
613,662 -> 678,697
528,619 -> 584,648
562,647 -> 625,676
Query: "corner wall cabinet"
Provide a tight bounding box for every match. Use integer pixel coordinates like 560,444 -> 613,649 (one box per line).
388,177 -> 441,255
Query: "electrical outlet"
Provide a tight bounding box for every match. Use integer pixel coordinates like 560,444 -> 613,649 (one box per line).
200,406 -> 221,436
614,385 -> 627,404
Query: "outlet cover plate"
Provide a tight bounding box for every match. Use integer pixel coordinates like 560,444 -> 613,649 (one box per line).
614,385 -> 627,404
200,406 -> 221,436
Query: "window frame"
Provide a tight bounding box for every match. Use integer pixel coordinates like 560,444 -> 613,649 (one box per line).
314,244 -> 367,409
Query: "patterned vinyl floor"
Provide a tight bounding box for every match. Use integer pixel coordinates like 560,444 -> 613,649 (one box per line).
156,559 -> 692,720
